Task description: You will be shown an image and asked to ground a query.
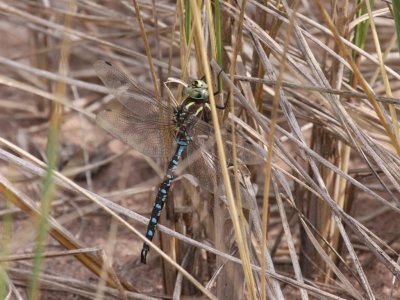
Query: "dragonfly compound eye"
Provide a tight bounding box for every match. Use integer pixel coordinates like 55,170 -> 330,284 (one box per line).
195,80 -> 207,89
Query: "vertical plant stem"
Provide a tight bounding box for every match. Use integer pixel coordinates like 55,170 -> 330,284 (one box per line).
214,0 -> 222,92
260,1 -> 299,296
0,199 -> 12,299
130,0 -> 160,98
352,0 -> 374,61
28,2 -> 74,297
394,0 -> 400,52
190,1 -> 257,299
185,0 -> 191,45
314,0 -> 400,154
364,0 -> 400,143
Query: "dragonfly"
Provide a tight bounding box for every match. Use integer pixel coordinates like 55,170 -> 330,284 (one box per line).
94,60 -> 262,263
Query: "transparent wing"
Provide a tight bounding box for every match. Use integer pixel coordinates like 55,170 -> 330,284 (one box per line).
183,143 -> 220,192
179,140 -> 260,208
96,104 -> 176,158
178,119 -> 265,193
216,165 -> 258,210
95,60 -> 178,158
94,60 -> 175,117
95,60 -> 265,187
221,127 -> 265,165
188,120 -> 265,165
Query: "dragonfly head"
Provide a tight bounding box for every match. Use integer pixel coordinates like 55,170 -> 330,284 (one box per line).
185,79 -> 208,100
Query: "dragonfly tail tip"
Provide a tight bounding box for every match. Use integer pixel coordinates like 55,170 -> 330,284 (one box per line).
141,244 -> 149,264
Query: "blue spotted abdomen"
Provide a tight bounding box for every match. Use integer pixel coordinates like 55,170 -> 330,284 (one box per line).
140,140 -> 188,263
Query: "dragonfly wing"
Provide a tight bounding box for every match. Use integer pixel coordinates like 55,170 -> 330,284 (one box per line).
188,120 -> 265,165
176,119 -> 264,194
178,140 -> 259,209
184,136 -> 259,210
94,60 -> 175,115
176,143 -> 219,193
221,128 -> 265,165
216,165 -> 258,210
96,105 -> 176,158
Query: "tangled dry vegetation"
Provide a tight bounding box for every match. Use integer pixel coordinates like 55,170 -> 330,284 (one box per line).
0,0 -> 400,299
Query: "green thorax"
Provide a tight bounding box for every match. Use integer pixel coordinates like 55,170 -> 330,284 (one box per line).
180,79 -> 209,118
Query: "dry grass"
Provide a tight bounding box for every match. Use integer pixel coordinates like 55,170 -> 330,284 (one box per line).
0,0 -> 400,299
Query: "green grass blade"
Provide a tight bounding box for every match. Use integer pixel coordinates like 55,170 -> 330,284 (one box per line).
353,0 -> 375,55
28,124 -> 60,300
214,0 -> 222,92
0,200 -> 13,299
393,0 -> 400,54
185,0 -> 191,45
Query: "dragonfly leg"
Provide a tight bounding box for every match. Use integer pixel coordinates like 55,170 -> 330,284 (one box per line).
212,69 -> 228,110
214,69 -> 223,96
